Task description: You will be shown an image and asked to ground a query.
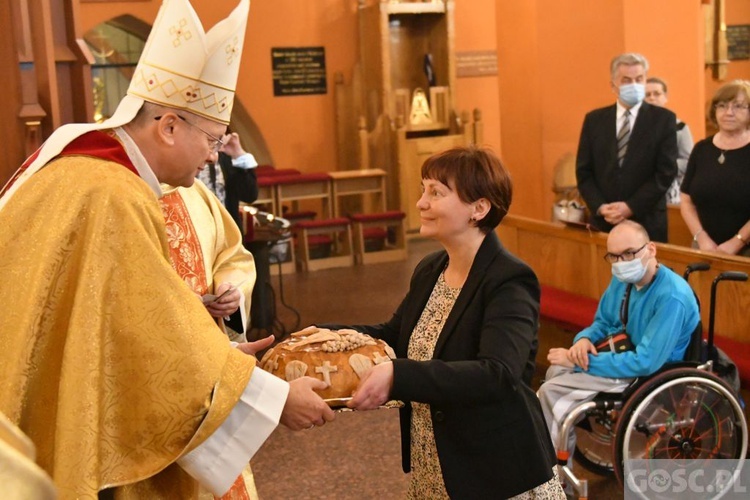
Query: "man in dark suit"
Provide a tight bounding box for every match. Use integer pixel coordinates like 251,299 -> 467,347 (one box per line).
199,132 -> 259,234
576,53 -> 678,242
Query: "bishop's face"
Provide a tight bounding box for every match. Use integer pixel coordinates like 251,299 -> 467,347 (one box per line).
173,114 -> 226,187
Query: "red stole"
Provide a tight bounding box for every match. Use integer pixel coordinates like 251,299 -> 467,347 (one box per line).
159,192 -> 209,296
2,130 -> 139,197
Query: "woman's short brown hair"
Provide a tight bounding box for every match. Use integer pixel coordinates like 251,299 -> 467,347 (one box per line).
708,79 -> 750,128
420,146 -> 513,233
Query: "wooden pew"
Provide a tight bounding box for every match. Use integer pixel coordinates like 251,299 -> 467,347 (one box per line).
497,215 -> 750,383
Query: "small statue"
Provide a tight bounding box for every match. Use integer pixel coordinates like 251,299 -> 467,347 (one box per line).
409,88 -> 433,125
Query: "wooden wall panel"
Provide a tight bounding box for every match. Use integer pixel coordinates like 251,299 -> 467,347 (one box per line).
497,215 -> 750,342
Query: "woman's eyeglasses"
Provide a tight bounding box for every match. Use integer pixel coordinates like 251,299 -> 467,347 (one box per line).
714,102 -> 750,113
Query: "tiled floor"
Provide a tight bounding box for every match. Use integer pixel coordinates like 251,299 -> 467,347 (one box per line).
247,237 -> 680,499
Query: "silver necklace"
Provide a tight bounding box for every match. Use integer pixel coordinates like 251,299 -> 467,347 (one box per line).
718,150 -> 726,164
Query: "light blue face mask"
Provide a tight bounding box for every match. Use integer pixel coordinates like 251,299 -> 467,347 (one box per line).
619,83 -> 645,107
611,257 -> 648,284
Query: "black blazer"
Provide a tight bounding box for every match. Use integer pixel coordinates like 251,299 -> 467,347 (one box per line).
576,102 -> 678,242
326,232 -> 556,498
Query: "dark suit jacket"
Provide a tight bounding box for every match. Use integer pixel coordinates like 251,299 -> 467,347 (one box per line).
325,232 -> 556,498
216,152 -> 258,231
576,102 -> 678,242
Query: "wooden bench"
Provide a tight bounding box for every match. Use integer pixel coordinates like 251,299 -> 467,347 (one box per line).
274,173 -> 332,219
328,168 -> 387,217
295,218 -> 354,272
349,211 -> 407,265
498,214 -> 750,387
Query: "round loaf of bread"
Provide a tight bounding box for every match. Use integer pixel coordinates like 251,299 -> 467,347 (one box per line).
259,326 -> 396,401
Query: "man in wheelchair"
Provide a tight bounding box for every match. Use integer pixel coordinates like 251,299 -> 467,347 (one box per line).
537,220 -> 701,466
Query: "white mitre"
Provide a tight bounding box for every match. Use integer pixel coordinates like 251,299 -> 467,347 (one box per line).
1,0 -> 250,209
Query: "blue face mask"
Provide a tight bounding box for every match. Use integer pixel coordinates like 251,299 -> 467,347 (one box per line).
619,83 -> 645,107
611,258 -> 648,284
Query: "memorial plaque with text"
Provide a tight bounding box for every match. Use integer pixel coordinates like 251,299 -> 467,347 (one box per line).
272,47 -> 327,96
728,25 -> 750,60
456,50 -> 498,78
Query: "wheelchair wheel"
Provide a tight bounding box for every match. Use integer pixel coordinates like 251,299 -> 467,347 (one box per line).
613,368 -> 747,494
574,414 -> 615,475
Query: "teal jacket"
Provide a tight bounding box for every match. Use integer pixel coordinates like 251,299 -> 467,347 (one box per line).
574,265 -> 700,378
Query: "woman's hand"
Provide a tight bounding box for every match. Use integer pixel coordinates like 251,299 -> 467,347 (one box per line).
695,231 -> 719,252
347,361 -> 393,411
717,237 -> 745,255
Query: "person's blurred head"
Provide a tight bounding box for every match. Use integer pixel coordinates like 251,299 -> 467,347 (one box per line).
708,79 -> 750,132
610,53 -> 649,108
605,221 -> 657,286
417,146 -> 512,242
645,77 -> 668,107
126,102 -> 226,187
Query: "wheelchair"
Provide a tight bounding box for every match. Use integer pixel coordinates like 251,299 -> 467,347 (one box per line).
557,264 -> 749,499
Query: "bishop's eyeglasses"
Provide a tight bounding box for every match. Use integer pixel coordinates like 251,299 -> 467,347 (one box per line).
154,114 -> 224,153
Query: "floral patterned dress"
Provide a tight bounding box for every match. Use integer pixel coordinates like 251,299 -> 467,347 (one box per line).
406,271 -> 566,500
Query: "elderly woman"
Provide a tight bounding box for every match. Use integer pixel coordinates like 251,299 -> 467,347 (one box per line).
681,80 -> 750,256
324,147 -> 563,499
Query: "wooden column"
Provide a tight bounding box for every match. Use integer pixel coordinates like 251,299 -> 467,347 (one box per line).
1,0 -> 94,187
0,0 -> 27,186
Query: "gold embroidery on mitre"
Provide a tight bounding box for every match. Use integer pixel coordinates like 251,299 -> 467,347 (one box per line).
129,65 -> 234,123
169,18 -> 193,47
183,85 -> 201,103
226,36 -> 240,65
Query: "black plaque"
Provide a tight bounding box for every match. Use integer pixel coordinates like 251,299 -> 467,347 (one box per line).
727,25 -> 750,61
271,47 -> 327,96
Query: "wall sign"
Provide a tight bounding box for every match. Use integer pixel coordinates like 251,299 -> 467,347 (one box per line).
272,47 -> 327,96
456,50 -> 498,78
727,25 -> 750,60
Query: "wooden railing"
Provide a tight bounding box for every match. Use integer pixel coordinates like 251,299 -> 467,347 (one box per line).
497,215 -> 750,342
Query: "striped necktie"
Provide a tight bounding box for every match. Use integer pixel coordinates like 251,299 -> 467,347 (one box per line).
617,110 -> 631,167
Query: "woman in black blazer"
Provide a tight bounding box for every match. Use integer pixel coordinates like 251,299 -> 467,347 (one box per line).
329,147 -> 563,499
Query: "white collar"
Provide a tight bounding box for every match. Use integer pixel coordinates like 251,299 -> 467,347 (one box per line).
113,127 -> 163,198
617,100 -> 643,120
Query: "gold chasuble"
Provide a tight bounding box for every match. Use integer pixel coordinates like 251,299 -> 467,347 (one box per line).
159,181 -> 257,499
0,138 -> 255,498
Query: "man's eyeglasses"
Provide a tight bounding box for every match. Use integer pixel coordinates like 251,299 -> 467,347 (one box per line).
714,101 -> 750,113
154,114 -> 224,153
603,243 -> 648,264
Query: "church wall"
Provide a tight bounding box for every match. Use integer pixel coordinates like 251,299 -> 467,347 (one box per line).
453,0 -> 501,156
67,0 -> 743,226
496,0 -> 705,221
78,0 -> 501,177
